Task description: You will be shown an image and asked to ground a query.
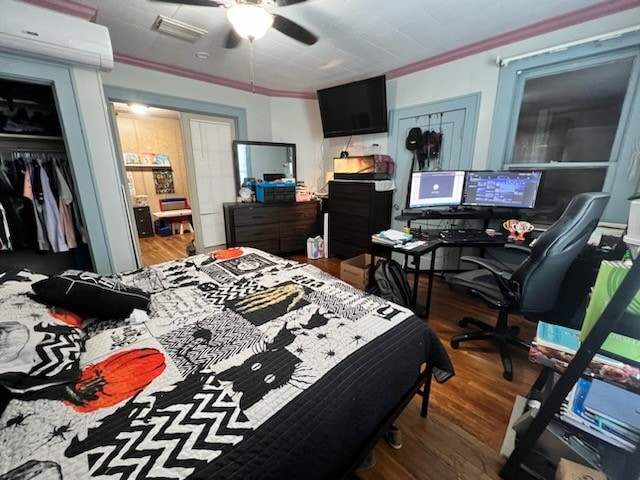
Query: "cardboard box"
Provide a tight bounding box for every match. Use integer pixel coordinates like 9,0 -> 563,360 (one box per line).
340,254 -> 381,290
555,459 -> 606,480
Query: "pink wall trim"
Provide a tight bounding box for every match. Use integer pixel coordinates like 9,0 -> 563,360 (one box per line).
387,0 -> 640,80
20,0 -> 640,98
22,0 -> 97,22
113,53 -> 316,99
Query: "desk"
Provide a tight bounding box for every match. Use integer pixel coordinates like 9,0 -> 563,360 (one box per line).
372,231 -> 507,318
396,208 -> 513,223
151,208 -> 192,219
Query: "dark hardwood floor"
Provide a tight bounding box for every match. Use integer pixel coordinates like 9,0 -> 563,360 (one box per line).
135,238 -> 540,479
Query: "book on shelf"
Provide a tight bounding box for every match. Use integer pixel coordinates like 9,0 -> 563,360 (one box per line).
579,260 -> 640,364
583,379 -> 640,434
559,378 -> 637,452
529,321 -> 640,394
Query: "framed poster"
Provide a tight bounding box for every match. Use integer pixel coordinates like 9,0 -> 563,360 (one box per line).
153,169 -> 175,194
123,152 -> 140,165
154,153 -> 170,166
140,152 -> 155,165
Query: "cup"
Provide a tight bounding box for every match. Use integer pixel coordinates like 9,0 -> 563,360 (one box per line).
485,228 -> 495,237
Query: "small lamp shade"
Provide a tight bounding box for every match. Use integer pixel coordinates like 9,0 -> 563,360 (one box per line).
227,4 -> 273,41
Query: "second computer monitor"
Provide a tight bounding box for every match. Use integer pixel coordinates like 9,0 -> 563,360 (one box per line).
408,170 -> 466,209
463,171 -> 542,209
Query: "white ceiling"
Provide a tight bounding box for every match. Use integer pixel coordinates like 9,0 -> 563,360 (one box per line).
44,0 -> 623,94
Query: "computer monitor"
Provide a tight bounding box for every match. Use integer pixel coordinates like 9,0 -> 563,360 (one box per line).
407,170 -> 466,209
463,171 -> 542,209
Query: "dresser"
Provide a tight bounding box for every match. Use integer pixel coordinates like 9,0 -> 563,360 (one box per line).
133,206 -> 154,238
328,181 -> 393,258
223,201 -> 320,255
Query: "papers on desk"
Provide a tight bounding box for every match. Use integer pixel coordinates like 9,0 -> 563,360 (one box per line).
372,229 -> 412,246
395,240 -> 426,250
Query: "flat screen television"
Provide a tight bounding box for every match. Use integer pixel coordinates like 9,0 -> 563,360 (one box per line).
463,171 -> 542,209
317,75 -> 388,138
407,170 -> 466,209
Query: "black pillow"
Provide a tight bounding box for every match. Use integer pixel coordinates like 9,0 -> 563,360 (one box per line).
32,270 -> 150,320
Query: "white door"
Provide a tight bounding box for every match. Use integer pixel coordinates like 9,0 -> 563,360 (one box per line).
392,108 -> 469,231
181,114 -> 236,252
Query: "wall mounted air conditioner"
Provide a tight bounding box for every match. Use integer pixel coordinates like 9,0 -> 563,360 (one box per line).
0,0 -> 114,71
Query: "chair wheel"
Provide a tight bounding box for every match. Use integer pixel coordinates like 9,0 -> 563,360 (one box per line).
451,340 -> 459,349
503,371 -> 513,381
459,318 -> 469,328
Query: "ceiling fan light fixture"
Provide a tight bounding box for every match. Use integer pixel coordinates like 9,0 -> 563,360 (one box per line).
227,4 -> 273,41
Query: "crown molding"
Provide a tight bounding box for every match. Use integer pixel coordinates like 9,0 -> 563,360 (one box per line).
21,0 -> 97,22
387,0 -> 640,80
19,0 -> 640,98
113,53 -> 316,99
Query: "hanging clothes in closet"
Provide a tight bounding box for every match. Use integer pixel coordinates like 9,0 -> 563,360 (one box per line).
0,152 -> 85,254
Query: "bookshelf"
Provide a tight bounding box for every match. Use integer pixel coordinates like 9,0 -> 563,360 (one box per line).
501,259 -> 640,480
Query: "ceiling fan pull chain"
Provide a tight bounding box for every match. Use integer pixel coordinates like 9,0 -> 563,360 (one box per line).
249,40 -> 256,94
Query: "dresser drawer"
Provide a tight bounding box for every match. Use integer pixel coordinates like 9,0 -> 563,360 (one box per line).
137,227 -> 154,238
280,236 -> 307,253
233,206 -> 279,226
241,238 -> 279,253
330,228 -> 369,247
329,195 -> 371,217
235,223 -> 278,243
279,202 -> 318,222
330,213 -> 369,233
280,219 -> 319,238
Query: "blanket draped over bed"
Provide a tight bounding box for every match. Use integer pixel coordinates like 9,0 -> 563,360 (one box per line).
0,248 -> 452,480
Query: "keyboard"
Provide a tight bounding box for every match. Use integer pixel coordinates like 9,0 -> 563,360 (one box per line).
439,229 -> 495,242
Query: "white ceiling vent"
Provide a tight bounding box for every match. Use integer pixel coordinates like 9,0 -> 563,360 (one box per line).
153,15 -> 207,42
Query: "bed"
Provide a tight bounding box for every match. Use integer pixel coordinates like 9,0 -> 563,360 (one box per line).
0,247 -> 453,480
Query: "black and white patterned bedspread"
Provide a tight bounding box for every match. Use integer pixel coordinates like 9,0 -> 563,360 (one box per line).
0,248 -> 452,480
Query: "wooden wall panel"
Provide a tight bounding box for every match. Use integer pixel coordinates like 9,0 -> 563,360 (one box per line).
115,113 -> 190,215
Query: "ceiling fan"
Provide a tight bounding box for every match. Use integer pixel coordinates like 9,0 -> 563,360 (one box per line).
152,0 -> 318,48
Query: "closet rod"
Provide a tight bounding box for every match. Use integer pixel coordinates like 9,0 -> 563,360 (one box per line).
8,148 -> 67,154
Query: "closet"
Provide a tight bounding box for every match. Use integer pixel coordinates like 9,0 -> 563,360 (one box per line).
0,78 -> 92,274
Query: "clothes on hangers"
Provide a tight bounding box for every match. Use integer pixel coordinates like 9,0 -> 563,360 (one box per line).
0,202 -> 11,250
39,159 -> 68,253
55,161 -> 76,249
0,152 -> 83,253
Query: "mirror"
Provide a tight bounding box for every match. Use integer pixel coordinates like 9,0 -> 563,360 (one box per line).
232,140 -> 296,192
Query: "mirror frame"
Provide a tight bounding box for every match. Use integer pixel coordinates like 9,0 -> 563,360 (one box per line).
232,140 -> 297,192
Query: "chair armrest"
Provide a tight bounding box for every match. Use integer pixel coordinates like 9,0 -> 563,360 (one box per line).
504,243 -> 532,254
459,256 -> 518,303
459,256 -> 513,280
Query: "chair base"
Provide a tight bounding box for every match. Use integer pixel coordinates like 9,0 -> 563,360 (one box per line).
450,316 -> 529,381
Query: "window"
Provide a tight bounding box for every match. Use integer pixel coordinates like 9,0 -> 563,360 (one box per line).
488,32 -> 640,224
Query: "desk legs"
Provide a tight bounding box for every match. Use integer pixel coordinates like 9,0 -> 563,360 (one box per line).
410,253 -> 420,311
424,251 -> 436,319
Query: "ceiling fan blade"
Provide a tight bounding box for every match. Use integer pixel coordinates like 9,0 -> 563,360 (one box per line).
271,14 -> 317,46
275,0 -> 308,6
151,0 -> 225,7
224,28 -> 242,49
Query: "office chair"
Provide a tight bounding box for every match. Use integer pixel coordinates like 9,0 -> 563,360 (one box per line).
447,192 -> 610,381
